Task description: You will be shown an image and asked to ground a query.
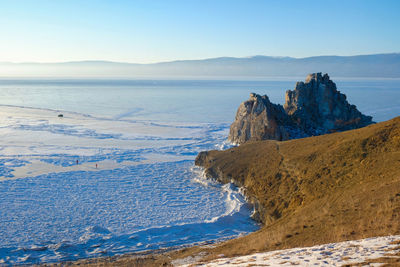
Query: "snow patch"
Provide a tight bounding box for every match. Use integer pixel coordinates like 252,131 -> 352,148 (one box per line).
176,235 -> 400,266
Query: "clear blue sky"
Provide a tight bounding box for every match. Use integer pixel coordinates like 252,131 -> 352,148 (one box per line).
1,0 -> 399,63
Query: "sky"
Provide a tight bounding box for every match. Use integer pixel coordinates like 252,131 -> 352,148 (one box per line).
1,0 -> 399,63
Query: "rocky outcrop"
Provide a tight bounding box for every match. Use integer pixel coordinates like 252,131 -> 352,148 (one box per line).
228,73 -> 373,144
284,73 -> 373,135
228,93 -> 293,144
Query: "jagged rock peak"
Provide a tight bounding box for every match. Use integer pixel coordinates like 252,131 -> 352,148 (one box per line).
305,72 -> 330,83
284,72 -> 373,134
228,92 -> 292,144
228,73 -> 374,145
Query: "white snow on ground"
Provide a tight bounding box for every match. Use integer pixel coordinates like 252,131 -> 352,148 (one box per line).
175,235 -> 400,266
0,105 -> 258,265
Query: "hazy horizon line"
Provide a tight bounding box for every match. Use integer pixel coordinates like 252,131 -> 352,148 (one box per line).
1,52 -> 399,65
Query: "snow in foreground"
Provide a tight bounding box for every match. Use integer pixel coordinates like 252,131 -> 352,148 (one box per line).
175,235 -> 400,266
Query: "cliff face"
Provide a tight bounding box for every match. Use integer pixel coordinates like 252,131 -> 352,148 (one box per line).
228,73 -> 373,144
228,93 -> 293,144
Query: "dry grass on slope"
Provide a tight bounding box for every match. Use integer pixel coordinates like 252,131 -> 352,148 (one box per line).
194,116 -> 400,259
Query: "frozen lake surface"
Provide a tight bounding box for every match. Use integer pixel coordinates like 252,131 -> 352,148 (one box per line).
0,79 -> 399,264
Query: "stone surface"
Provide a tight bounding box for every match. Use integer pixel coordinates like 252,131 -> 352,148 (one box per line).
284,73 -> 373,135
228,73 -> 373,144
228,93 -> 292,144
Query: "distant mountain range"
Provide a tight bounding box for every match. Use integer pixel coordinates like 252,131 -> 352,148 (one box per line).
1,53 -> 399,78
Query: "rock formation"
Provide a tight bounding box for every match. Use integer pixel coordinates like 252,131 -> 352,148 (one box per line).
228,93 -> 292,144
228,73 -> 373,144
284,73 -> 373,135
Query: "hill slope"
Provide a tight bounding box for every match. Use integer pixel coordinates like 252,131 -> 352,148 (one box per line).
194,116 -> 400,257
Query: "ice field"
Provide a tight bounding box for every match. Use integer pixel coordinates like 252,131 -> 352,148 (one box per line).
0,105 -> 260,264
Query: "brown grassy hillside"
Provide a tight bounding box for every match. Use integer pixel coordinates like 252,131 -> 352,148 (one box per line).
193,116 -> 400,258
49,117 -> 400,266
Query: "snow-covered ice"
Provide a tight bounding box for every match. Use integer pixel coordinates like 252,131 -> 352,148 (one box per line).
176,235 -> 400,266
0,105 -> 258,265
